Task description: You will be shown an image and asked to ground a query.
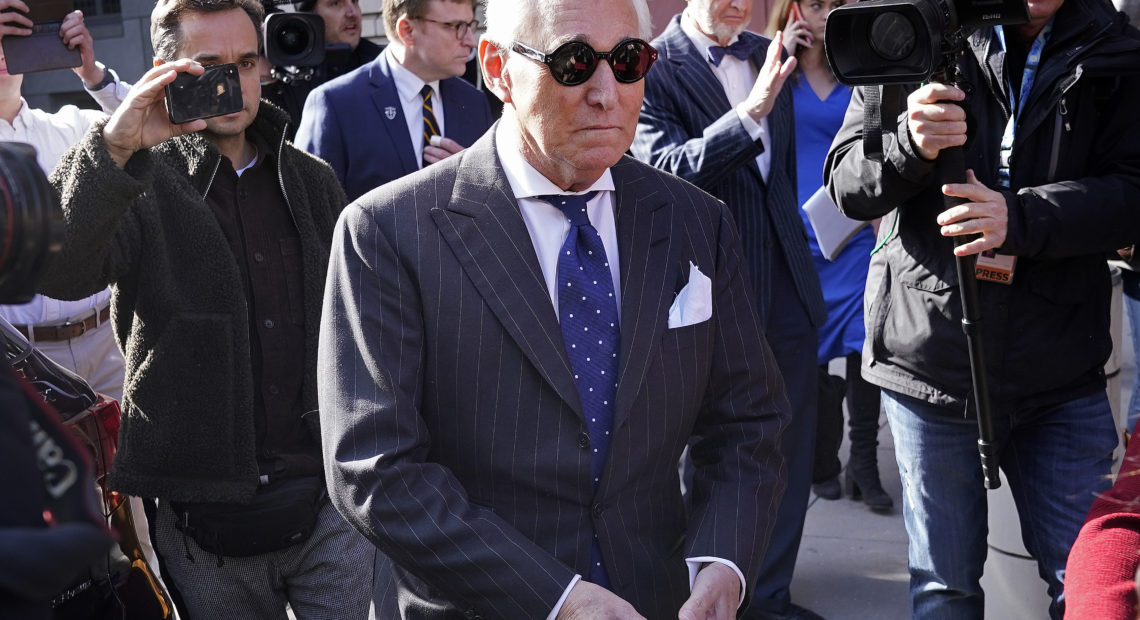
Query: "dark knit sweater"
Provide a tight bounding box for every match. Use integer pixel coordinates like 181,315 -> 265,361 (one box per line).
40,103 -> 346,502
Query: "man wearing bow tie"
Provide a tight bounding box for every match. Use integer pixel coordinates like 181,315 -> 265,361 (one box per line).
632,1 -> 826,618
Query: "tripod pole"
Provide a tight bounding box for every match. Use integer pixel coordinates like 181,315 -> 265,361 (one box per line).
940,143 -> 1002,490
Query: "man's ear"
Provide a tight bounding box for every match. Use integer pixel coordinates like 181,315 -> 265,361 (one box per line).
479,39 -> 511,104
396,15 -> 416,46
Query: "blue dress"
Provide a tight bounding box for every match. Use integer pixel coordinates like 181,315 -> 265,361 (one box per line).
792,76 -> 875,365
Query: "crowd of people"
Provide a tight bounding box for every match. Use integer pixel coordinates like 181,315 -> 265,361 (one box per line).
1,0 -> 1139,618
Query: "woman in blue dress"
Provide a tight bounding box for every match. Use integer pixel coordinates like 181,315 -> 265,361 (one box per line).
768,0 -> 892,512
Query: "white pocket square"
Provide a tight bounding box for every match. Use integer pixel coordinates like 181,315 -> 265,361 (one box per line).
668,262 -> 713,328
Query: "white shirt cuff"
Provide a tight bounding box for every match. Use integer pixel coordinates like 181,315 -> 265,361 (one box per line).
735,103 -> 766,142
687,557 -> 747,608
546,574 -> 581,620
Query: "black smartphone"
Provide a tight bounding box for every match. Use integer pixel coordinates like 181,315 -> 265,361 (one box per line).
0,0 -> 81,75
164,63 -> 244,125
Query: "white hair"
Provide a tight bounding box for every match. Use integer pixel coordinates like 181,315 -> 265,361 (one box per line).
483,0 -> 652,48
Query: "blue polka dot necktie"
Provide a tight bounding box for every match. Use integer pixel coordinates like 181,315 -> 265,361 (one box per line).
539,191 -> 618,588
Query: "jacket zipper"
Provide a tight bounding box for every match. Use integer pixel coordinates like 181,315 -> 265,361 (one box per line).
201,156 -> 221,198
275,125 -> 302,235
1047,96 -> 1068,183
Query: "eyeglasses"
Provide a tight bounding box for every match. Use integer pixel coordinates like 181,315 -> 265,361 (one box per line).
415,17 -> 479,40
510,38 -> 659,86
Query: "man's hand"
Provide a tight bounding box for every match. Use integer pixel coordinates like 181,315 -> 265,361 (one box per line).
102,59 -> 207,169
60,11 -> 102,87
742,31 -> 797,123
678,563 -> 740,620
423,136 -> 465,166
0,0 -> 32,39
938,169 -> 1008,256
906,82 -> 967,161
556,580 -> 646,620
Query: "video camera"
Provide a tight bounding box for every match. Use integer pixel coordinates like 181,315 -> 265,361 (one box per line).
261,0 -> 355,83
0,142 -> 63,305
824,0 -> 1029,86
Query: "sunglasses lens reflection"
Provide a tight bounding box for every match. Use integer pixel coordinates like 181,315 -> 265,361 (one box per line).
546,39 -> 656,86
610,40 -> 655,83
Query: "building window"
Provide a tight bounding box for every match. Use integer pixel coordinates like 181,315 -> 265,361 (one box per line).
74,0 -> 121,16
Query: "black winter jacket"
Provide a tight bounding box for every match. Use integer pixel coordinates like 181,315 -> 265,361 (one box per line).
40,103 -> 346,502
825,0 -> 1140,412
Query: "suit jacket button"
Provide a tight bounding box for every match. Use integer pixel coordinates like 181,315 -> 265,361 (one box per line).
578,432 -> 590,449
592,503 -> 604,517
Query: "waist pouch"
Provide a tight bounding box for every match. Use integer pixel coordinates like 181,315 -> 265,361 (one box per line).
171,476 -> 325,557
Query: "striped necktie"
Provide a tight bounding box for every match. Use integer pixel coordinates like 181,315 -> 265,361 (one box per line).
421,85 -> 439,168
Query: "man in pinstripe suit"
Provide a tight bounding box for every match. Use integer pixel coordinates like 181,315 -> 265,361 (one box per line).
631,2 -> 827,619
318,0 -> 791,617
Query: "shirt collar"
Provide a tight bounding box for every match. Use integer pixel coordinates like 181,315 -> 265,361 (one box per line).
494,122 -> 615,199
680,10 -> 741,62
386,47 -> 442,105
1,98 -> 33,131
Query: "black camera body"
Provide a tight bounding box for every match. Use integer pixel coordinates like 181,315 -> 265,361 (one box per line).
825,0 -> 1029,85
0,143 -> 62,305
265,12 -> 327,68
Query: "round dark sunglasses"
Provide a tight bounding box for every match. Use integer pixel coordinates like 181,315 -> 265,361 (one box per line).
510,38 -> 659,86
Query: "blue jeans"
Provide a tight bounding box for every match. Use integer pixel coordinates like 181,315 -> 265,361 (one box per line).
883,389 -> 1117,620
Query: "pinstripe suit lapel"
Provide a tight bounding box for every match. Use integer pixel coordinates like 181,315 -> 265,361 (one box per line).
611,157 -> 673,431
658,21 -> 732,125
431,135 -> 584,417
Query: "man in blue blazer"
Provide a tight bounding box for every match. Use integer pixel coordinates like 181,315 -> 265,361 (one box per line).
319,0 -> 793,616
631,2 -> 827,618
295,0 -> 493,201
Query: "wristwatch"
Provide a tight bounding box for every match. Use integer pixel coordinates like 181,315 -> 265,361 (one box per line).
84,63 -> 117,91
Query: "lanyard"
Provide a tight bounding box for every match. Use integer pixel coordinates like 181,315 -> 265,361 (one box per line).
995,21 -> 1053,188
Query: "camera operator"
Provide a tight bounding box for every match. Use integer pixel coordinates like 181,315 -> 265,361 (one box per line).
824,0 -> 1140,617
36,0 -> 372,617
261,0 -> 382,134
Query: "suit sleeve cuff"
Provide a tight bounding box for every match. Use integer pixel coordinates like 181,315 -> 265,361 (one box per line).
545,574 -> 581,620
687,557 -> 747,608
734,103 -> 766,143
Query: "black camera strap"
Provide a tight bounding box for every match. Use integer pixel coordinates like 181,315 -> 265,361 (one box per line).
863,85 -> 884,162
862,84 -> 906,164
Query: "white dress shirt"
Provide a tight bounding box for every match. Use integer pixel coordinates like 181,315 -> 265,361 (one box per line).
0,72 -> 127,326
387,48 -> 445,169
680,11 -> 772,183
494,122 -> 747,616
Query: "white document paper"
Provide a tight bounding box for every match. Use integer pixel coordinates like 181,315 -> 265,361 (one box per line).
802,187 -> 869,261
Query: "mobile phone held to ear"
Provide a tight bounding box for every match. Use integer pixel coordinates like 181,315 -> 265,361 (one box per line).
164,63 -> 244,125
787,1 -> 804,24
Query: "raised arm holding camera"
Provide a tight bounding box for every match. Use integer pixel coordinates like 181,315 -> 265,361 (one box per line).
37,1 -> 373,618
824,0 -> 1140,617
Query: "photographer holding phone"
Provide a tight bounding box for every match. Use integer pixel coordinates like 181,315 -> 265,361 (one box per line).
824,0 -> 1140,616
36,1 -> 373,618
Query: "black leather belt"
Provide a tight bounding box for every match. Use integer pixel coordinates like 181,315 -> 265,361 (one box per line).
14,306 -> 112,342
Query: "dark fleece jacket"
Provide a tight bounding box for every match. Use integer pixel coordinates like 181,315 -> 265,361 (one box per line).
40,103 -> 346,503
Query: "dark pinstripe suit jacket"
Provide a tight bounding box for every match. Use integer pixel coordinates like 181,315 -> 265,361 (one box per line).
318,127 -> 790,619
632,15 -> 826,329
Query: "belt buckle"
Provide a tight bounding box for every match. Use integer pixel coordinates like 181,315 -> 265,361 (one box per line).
61,318 -> 87,337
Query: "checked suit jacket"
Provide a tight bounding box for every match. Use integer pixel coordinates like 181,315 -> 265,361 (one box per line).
295,52 -> 494,202
318,126 -> 791,619
632,16 -> 826,329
